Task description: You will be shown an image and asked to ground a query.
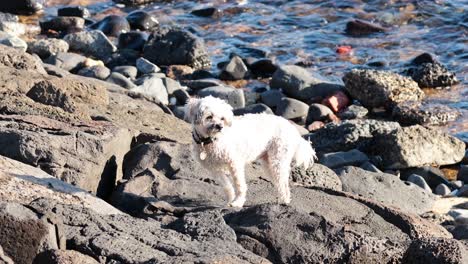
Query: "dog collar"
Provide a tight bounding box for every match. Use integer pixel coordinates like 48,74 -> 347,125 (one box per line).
192,131 -> 214,145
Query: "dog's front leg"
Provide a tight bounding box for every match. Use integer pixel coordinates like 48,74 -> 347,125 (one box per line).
220,173 -> 235,204
228,163 -> 247,208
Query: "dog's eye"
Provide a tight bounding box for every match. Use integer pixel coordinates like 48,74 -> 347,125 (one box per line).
206,115 -> 213,120
221,117 -> 225,121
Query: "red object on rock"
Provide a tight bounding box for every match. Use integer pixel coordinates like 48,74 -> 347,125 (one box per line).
322,91 -> 350,113
307,121 -> 325,131
336,45 -> 352,54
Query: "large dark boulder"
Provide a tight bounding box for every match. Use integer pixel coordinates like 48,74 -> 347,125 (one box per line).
0,0 -> 42,15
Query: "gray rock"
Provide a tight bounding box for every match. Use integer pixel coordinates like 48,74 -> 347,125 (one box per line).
132,74 -> 169,104
458,165 -> 468,183
197,86 -> 245,109
336,166 -> 435,214
367,125 -> 465,169
291,164 -> 342,191
112,65 -> 137,79
0,202 -> 60,264
306,103 -> 334,124
173,89 -> 190,105
27,38 -> 69,59
402,237 -> 468,264
435,184 -> 451,196
392,101 -> 460,126
0,12 -> 18,22
270,65 -> 343,101
0,32 -> 26,51
319,149 -> 369,169
44,52 -> 87,72
305,119 -> 400,154
77,65 -> 111,80
343,69 -> 424,108
161,77 -> 182,95
143,28 -> 211,70
259,89 -> 285,108
454,180 -> 464,189
33,250 -> 99,264
408,174 -> 432,193
127,10 -> 159,31
64,30 -> 117,60
220,56 -> 249,80
0,21 -> 26,36
400,166 -> 454,189
275,97 -> 309,121
233,103 -> 273,116
338,104 -> 368,119
106,72 -> 136,89
184,78 -> 223,91
459,185 -> 468,197
136,57 -> 160,74
171,105 -> 185,120
0,44 -> 46,74
446,225 -> 468,240
360,161 -> 382,173
42,63 -> 69,77
408,62 -> 459,88
40,16 -> 85,32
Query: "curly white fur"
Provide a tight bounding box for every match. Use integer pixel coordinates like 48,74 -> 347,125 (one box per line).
185,96 -> 316,208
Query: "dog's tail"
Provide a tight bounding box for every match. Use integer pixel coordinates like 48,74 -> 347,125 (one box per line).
293,138 -> 317,170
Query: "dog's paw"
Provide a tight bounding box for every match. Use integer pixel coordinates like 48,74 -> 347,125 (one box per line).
228,197 -> 246,208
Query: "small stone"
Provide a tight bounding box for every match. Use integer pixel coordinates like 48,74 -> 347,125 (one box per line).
319,149 -> 369,169
161,77 -> 182,95
233,103 -> 273,116
307,121 -> 325,131
275,97 -> 309,121
360,161 -> 382,173
90,15 -> 130,37
408,62 -> 459,88
0,32 -> 27,51
106,72 -> 136,89
407,174 -> 432,192
321,91 -> 350,113
453,180 -> 464,189
197,86 -> 245,109
184,78 -> 223,90
0,21 -> 25,36
435,183 -> 451,196
27,38 -> 69,59
77,65 -> 111,80
260,89 -> 285,108
338,104 -> 368,120
133,75 -> 169,104
166,65 -> 194,80
118,31 -> 148,51
112,66 -> 137,80
411,53 -> 437,65
136,57 -> 160,74
306,103 -> 334,125
126,11 -> 158,31
44,52 -> 87,72
219,56 -> 249,80
249,59 -> 277,78
345,19 -> 386,36
40,16 -> 85,33
57,6 -> 90,18
191,7 -> 221,18
64,30 -> 117,60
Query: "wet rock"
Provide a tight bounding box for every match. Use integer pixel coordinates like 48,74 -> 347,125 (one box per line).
249,59 -> 277,78
459,165 -> 468,183
136,57 -> 160,74
368,125 -> 465,169
27,38 -> 69,59
40,17 -> 85,33
367,60 -> 387,67
132,74 -> 169,104
64,30 -> 117,60
143,28 -> 211,70
435,184 -> 451,196
219,56 -> 249,80
338,104 -> 368,119
345,19 -> 386,36
184,78 -> 224,90
126,10 -> 158,31
233,103 -> 273,116
90,15 -> 130,37
0,202 -> 60,264
407,174 -> 432,193
57,6 -> 90,18
112,65 -> 137,80
402,237 -> 468,264
411,53 -> 437,65
408,62 -> 459,88
306,103 -> 334,124
343,69 -> 424,109
321,90 -> 350,112
0,0 -> 43,15
191,7 -> 221,18
270,65 -> 344,102
0,44 -> 46,73
106,72 -> 136,89
305,119 -> 400,153
197,86 -> 245,108
118,31 -> 148,51
319,149 -> 369,169
0,32 -> 26,51
275,97 -> 309,121
33,250 -> 99,264
336,166 -> 435,214
392,101 -> 460,126
259,89 -> 285,108
77,65 -> 111,80
291,164 -> 342,190
44,52 -> 87,72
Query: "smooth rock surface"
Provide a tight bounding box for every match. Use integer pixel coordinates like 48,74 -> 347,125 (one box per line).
275,97 -> 309,121
197,86 -> 245,109
408,174 -> 433,193
319,149 -> 369,169
132,75 -> 169,104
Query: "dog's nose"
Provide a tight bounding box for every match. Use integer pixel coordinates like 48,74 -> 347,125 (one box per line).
214,124 -> 223,131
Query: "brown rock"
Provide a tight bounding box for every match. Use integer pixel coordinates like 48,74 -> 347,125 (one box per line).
0,44 -> 46,74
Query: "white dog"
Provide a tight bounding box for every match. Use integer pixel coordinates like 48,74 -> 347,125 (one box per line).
185,96 -> 316,208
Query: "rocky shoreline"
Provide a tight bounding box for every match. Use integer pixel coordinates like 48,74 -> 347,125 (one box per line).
0,1 -> 467,264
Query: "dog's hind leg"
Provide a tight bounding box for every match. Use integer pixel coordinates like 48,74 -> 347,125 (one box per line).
265,148 -> 293,204
228,163 -> 247,208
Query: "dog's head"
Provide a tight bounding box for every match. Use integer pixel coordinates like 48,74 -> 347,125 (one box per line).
184,96 -> 234,138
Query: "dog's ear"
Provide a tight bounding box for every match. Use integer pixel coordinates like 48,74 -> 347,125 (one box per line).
184,98 -> 200,123
223,104 -> 234,127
